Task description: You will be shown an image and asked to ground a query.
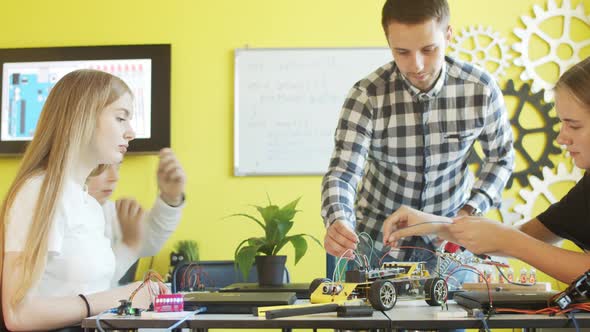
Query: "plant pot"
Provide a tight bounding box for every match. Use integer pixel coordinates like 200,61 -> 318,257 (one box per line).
255,255 -> 286,286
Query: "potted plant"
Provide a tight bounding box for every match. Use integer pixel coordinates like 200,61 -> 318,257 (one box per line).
174,240 -> 200,262
229,196 -> 321,285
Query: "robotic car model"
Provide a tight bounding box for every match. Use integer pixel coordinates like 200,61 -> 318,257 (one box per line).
309,261 -> 448,311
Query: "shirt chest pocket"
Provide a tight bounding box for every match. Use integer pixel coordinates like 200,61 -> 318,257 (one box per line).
435,129 -> 480,164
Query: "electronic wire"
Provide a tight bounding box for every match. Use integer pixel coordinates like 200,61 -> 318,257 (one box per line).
334,231 -> 590,320
165,307 -> 207,331
474,310 -> 491,332
569,310 -> 580,332
357,231 -> 378,266
129,270 -> 169,303
95,308 -> 118,332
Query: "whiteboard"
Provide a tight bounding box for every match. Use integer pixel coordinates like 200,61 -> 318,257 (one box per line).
234,47 -> 391,176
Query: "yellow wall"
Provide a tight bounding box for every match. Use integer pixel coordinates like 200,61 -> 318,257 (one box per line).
0,0 -> 589,285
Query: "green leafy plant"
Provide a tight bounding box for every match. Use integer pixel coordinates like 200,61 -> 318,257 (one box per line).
229,196 -> 321,279
175,240 -> 200,262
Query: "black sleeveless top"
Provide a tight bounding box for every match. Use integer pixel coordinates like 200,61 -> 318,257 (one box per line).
537,172 -> 590,251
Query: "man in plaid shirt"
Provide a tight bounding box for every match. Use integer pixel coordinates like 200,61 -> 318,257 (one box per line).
321,0 -> 514,270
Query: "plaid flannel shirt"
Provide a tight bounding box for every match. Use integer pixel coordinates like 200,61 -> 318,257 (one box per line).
321,56 -> 514,259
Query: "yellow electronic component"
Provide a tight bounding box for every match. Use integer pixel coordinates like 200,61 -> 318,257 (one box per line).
256,302 -> 340,317
255,299 -> 369,319
310,281 -> 368,304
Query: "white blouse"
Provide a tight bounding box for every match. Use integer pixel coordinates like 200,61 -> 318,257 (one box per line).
5,174 -> 115,297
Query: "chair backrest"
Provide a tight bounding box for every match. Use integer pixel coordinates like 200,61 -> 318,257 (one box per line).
171,260 -> 290,293
118,260 -> 140,285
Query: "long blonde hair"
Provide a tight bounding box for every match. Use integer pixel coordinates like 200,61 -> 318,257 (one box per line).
0,69 -> 132,307
555,56 -> 590,108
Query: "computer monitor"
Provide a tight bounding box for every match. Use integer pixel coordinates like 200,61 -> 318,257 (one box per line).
0,44 -> 171,155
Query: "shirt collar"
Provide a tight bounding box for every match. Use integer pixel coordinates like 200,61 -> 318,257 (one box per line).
396,60 -> 447,101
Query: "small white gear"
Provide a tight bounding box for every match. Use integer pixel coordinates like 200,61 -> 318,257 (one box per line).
513,0 -> 590,102
449,25 -> 512,80
514,162 -> 583,222
495,198 -> 522,226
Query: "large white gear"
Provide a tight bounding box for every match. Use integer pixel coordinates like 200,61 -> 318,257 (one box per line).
513,0 -> 590,102
449,25 -> 512,80
513,162 -> 583,222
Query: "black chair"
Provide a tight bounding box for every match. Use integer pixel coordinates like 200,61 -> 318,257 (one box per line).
117,259 -> 140,285
171,260 -> 290,293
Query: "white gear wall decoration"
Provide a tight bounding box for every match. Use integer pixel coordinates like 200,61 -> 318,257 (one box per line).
496,198 -> 522,226
513,162 -> 583,222
513,0 -> 590,102
449,25 -> 512,81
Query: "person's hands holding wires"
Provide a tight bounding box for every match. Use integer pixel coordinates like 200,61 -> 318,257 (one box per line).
383,205 -> 453,247
449,216 -> 512,256
116,198 -> 146,252
324,219 -> 359,259
157,148 -> 186,207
